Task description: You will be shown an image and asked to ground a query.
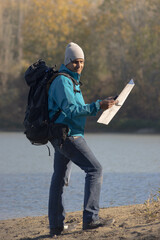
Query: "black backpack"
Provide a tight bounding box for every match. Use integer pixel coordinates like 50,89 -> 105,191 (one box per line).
23,59 -> 79,146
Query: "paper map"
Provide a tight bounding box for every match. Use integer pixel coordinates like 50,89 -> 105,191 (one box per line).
97,79 -> 135,125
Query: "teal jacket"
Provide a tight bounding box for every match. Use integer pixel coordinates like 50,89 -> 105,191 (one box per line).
48,64 -> 101,137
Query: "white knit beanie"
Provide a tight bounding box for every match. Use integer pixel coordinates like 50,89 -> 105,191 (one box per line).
64,42 -> 84,66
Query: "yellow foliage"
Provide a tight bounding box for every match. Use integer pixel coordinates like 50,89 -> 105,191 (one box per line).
23,0 -> 92,60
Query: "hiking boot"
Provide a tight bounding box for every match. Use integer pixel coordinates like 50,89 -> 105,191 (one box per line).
50,226 -> 64,237
83,219 -> 105,230
83,218 -> 115,230
50,223 -> 77,237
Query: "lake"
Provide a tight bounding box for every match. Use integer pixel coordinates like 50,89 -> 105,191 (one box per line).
0,132 -> 160,220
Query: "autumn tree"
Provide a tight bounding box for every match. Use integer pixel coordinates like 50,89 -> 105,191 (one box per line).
0,0 -> 160,130
0,0 -> 24,92
22,0 -> 104,100
96,0 -> 160,120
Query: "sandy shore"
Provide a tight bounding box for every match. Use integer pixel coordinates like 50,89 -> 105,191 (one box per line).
0,201 -> 160,240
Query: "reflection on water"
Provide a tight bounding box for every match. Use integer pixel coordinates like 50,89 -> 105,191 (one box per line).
0,132 -> 160,220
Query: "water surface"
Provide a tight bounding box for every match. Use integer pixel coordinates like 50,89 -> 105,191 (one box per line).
0,132 -> 160,220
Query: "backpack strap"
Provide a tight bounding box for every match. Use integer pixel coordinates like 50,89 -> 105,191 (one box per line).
51,108 -> 61,122
47,72 -> 82,123
47,72 -> 82,93
59,72 -> 82,93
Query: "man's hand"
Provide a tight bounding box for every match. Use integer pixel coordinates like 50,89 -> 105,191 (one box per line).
100,97 -> 118,110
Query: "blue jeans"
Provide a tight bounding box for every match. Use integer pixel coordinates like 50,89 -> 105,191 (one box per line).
48,136 -> 103,229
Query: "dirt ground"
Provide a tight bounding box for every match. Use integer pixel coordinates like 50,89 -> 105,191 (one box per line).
1,201 -> 160,240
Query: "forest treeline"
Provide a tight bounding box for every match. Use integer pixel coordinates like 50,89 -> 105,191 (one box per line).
0,0 -> 160,132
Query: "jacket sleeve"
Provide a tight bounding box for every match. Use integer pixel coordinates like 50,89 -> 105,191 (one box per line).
48,75 -> 101,119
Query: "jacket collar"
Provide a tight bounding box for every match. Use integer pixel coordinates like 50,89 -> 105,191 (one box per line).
59,64 -> 81,82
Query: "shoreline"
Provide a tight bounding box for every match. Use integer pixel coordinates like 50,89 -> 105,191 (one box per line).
1,203 -> 160,240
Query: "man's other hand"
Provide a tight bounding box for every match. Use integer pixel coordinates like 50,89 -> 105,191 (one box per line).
100,97 -> 118,110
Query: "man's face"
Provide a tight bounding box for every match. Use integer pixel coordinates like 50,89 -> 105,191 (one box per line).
66,58 -> 84,74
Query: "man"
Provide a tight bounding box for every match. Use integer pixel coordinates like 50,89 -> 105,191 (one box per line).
48,42 -> 117,236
